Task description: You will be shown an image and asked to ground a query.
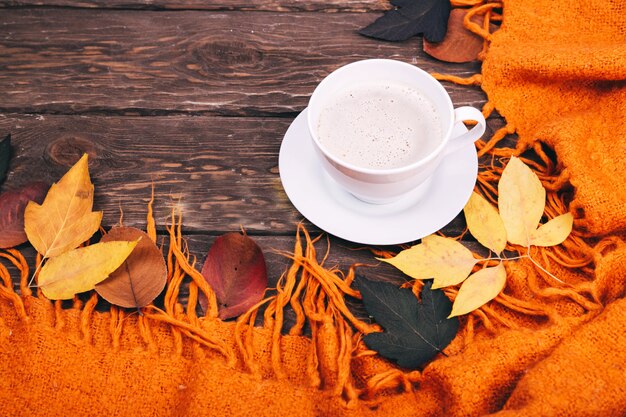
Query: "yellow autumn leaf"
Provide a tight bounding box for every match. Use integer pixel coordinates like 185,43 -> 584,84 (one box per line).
380,234 -> 478,289
24,154 -> 102,258
498,157 -> 545,246
38,240 -> 138,300
449,262 -> 506,318
464,192 -> 507,254
529,213 -> 573,247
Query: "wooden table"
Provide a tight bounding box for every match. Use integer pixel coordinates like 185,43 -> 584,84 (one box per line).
0,1 -> 502,307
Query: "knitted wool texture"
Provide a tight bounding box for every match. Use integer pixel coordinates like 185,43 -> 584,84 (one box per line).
480,0 -> 626,236
2,1 -> 626,416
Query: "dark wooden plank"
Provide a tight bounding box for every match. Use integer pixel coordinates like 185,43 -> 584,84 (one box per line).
0,9 -> 484,115
1,114 -> 504,234
1,0 -> 390,12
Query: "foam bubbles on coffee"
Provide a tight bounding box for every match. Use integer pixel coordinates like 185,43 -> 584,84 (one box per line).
316,82 -> 442,170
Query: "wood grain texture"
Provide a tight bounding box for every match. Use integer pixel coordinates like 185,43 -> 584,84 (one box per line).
0,9 -> 484,115
1,114 -> 506,234
1,0 -> 391,12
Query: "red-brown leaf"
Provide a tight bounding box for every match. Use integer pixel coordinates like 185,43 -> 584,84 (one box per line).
95,226 -> 167,308
423,8 -> 488,63
199,232 -> 268,320
0,182 -> 49,248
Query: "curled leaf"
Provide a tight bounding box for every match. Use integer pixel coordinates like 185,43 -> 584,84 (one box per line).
529,213 -> 574,247
0,134 -> 10,184
38,240 -> 138,300
380,234 -> 477,289
498,157 -> 545,246
464,191 -> 507,254
423,8 -> 486,63
95,227 -> 167,308
0,182 -> 49,248
449,263 -> 506,317
24,153 -> 102,258
200,232 -> 268,320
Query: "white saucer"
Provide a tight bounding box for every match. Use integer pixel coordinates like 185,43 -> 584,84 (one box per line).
278,108 -> 477,245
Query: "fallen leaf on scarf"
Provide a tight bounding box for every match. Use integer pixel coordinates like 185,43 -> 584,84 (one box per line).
498,157 -> 573,247
24,153 -> 102,259
498,156 -> 546,246
529,212 -> 574,247
360,0 -> 451,43
380,234 -> 477,289
0,134 -> 10,184
95,227 -> 167,308
358,277 -> 458,369
464,191 -> 507,254
38,239 -> 138,300
199,232 -> 268,320
0,182 -> 49,248
449,263 -> 506,317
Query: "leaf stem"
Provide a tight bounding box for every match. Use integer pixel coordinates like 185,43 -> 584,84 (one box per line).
480,254 -> 527,263
28,257 -> 45,288
528,253 -> 565,284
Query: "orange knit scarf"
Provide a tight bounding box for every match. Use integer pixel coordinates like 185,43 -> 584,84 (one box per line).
2,1 -> 626,416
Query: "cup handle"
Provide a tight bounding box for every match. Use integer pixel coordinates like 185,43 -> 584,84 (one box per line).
443,106 -> 486,157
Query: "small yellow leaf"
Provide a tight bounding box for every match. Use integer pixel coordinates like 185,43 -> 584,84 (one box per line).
24,154 -> 102,258
464,192 -> 507,254
380,235 -> 478,289
498,157 -> 545,246
529,213 -> 573,247
38,240 -> 138,300
449,263 -> 506,318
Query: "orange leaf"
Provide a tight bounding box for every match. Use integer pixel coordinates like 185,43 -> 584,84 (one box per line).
423,8 -> 487,63
95,227 -> 167,308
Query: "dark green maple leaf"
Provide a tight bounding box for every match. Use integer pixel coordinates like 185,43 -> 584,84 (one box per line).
357,277 -> 458,369
360,0 -> 451,43
0,134 -> 11,185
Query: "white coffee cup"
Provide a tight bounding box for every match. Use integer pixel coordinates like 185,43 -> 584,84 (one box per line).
307,59 -> 486,204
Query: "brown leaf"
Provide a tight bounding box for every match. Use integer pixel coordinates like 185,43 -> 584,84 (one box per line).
423,8 -> 488,63
199,232 -> 268,320
0,182 -> 49,248
95,227 -> 167,308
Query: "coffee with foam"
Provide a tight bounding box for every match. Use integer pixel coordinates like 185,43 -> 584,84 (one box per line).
316,82 -> 442,170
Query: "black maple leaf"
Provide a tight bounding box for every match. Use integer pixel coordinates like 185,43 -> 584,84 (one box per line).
360,0 -> 451,43
357,277 -> 458,369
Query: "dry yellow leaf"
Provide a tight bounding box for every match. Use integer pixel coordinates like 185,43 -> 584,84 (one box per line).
529,213 -> 574,247
464,192 -> 507,254
38,240 -> 138,300
24,154 -> 102,258
498,157 -> 545,246
380,234 -> 477,289
449,262 -> 506,318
